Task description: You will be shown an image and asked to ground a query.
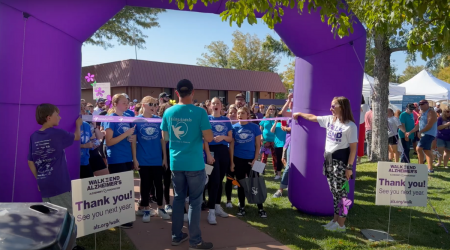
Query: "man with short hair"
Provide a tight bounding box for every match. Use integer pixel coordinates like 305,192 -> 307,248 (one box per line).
399,103 -> 416,163
93,98 -> 105,115
81,99 -> 86,106
406,100 -> 438,173
435,102 -> 440,112
161,79 -> 214,249
235,93 -> 246,109
159,92 -> 171,106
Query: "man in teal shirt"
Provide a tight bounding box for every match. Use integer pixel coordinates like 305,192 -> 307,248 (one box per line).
161,79 -> 214,249
399,103 -> 416,163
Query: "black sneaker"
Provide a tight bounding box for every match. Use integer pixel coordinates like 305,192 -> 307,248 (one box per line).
72,246 -> 85,250
189,241 -> 213,250
119,222 -> 133,229
172,232 -> 189,246
259,209 -> 267,218
149,196 -> 157,203
237,207 -> 246,217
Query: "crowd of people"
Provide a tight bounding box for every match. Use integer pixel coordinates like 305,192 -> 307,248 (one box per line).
28,79 -> 367,249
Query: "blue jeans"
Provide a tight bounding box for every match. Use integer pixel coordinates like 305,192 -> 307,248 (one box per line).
400,138 -> 411,163
171,170 -> 205,246
280,144 -> 291,189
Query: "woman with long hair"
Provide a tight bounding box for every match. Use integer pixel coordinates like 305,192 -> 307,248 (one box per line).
387,108 -> 406,162
230,107 -> 266,218
225,106 -> 238,207
104,94 -> 136,229
358,96 -> 370,164
203,97 -> 232,224
259,104 -> 278,176
251,103 -> 264,119
293,96 -> 357,232
227,106 -> 238,125
270,114 -> 286,179
435,107 -> 450,168
132,96 -> 170,223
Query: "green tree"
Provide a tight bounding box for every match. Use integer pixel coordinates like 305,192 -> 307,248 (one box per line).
437,65 -> 450,83
276,60 -> 295,99
398,65 -> 425,83
197,31 -> 280,72
85,6 -> 165,49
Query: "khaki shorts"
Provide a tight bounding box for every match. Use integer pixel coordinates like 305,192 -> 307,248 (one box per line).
42,192 -> 73,214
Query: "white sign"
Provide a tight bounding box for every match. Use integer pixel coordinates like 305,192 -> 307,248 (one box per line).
71,171 -> 135,238
93,82 -> 111,100
376,162 -> 428,207
251,161 -> 266,174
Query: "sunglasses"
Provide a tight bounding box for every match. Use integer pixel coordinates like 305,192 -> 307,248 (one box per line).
419,102 -> 428,106
331,104 -> 341,109
147,103 -> 159,107
269,109 -> 276,111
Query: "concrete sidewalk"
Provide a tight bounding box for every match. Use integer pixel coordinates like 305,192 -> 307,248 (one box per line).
125,179 -> 290,250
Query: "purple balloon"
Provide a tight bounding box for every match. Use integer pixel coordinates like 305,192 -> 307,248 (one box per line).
0,0 -> 365,216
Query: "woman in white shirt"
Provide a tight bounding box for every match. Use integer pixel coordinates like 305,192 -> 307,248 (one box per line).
293,96 -> 357,233
387,108 -> 406,162
359,96 -> 370,164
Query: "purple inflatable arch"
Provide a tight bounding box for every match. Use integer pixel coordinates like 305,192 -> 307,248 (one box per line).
0,0 -> 365,215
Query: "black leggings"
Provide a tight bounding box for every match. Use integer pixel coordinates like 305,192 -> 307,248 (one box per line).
108,162 -> 133,174
139,166 -> 164,207
275,147 -> 284,172
163,149 -> 172,205
225,171 -> 235,202
207,145 -> 230,209
234,156 -> 263,209
80,164 -> 94,179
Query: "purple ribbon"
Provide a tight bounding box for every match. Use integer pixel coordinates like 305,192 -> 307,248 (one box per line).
82,115 -> 291,123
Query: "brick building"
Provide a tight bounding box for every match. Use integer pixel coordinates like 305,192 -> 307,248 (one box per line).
81,60 -> 285,105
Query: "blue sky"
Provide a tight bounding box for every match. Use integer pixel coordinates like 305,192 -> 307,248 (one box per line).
81,10 -> 426,76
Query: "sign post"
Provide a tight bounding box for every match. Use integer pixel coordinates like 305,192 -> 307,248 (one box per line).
71,171 -> 135,238
361,162 -> 428,242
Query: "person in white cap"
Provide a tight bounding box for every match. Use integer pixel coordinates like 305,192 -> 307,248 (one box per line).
435,102 -> 441,112
121,93 -> 135,117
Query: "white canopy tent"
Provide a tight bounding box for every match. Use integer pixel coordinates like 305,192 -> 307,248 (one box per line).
362,74 -> 406,100
398,70 -> 450,101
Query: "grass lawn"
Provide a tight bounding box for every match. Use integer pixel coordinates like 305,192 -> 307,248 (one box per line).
223,156 -> 450,250
77,155 -> 449,250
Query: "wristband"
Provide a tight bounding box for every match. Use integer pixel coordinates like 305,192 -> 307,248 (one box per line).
346,164 -> 353,170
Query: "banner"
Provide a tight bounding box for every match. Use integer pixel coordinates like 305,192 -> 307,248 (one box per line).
401,95 -> 425,112
376,162 -> 428,207
71,171 -> 135,238
93,82 -> 111,100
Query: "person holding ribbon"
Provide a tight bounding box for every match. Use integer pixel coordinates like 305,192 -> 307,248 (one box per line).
230,107 -> 267,218
293,96 -> 357,233
103,94 -> 136,229
203,97 -> 232,224
132,96 -> 170,223
259,105 -> 278,175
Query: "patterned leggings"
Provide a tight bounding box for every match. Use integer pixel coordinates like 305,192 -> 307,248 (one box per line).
261,141 -> 277,172
324,160 -> 348,218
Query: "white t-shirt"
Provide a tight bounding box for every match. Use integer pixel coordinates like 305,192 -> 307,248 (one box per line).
387,116 -> 401,137
360,104 -> 370,124
317,115 -> 358,153
93,107 -> 102,116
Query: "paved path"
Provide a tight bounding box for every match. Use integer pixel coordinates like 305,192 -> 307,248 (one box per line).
125,179 -> 290,250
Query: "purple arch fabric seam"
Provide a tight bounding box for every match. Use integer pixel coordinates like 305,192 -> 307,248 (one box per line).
0,0 -> 366,216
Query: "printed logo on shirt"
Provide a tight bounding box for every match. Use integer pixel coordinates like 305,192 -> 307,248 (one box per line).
117,123 -> 131,135
213,122 -> 228,136
235,128 -> 254,143
172,122 -> 188,140
140,123 -> 160,140
326,122 -> 343,143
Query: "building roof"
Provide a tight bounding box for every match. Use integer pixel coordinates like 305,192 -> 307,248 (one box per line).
81,60 -> 285,93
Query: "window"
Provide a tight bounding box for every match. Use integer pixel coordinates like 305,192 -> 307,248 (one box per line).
210,90 -> 227,105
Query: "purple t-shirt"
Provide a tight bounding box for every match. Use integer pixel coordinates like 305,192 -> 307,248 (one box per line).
437,117 -> 450,141
28,128 -> 75,198
284,119 -> 293,149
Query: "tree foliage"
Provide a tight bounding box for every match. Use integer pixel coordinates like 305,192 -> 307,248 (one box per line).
85,6 -> 165,49
276,60 -> 295,99
437,65 -> 450,84
398,65 -> 425,83
197,31 -> 281,72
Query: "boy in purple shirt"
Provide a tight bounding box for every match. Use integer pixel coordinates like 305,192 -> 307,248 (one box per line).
27,104 -> 82,213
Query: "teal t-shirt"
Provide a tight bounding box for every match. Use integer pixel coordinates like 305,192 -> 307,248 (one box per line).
161,104 -> 211,171
259,120 -> 275,142
399,111 -> 415,139
274,122 -> 287,148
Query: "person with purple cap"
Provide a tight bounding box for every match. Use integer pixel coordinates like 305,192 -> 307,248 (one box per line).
161,79 -> 214,249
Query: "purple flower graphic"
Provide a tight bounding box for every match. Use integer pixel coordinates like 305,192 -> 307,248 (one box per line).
105,95 -> 112,107
95,87 -> 104,97
85,73 -> 95,82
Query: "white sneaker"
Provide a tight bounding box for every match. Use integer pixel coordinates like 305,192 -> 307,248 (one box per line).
215,205 -> 229,218
273,190 -> 282,198
150,209 -> 157,217
184,213 -> 188,222
326,223 -> 346,232
322,220 -> 336,229
208,210 -> 217,225
136,207 -> 152,216
142,210 -> 151,223
226,202 -> 233,208
233,185 -> 238,189
165,205 -> 173,215
274,175 -> 281,180
158,209 -> 171,220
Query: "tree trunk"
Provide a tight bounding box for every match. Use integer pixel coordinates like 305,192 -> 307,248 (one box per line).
370,32 -> 390,162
